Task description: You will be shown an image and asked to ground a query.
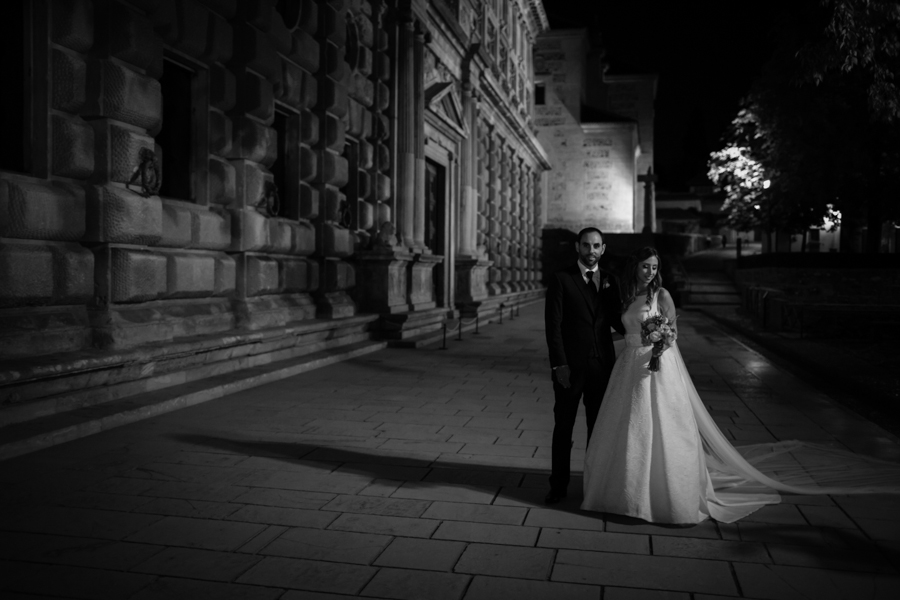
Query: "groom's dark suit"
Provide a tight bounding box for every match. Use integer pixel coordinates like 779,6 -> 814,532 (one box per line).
545,263 -> 624,494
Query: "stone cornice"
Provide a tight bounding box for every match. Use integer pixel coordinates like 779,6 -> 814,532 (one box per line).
479,72 -> 551,169
520,0 -> 550,37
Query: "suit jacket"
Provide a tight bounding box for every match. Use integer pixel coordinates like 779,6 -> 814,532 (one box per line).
545,264 -> 625,369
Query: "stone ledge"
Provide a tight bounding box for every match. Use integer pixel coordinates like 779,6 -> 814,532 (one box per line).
0,338 -> 386,461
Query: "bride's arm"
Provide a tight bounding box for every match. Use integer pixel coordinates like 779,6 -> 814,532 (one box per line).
658,288 -> 677,344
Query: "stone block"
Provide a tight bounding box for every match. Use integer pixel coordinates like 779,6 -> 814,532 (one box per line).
166,252 -> 216,298
377,143 -> 390,171
358,200 -> 375,230
231,159 -> 269,209
298,182 -> 319,219
0,241 -> 54,307
308,258 -> 320,291
214,254 -> 236,295
174,0 -> 210,57
319,79 -> 348,117
209,157 -> 236,205
229,117 -> 276,165
375,29 -> 388,52
323,258 -> 355,291
268,10 -> 292,54
85,60 -> 162,131
291,221 -> 316,255
358,141 -> 374,169
51,243 -> 94,301
92,120 -> 154,183
268,219 -> 292,253
290,29 -> 320,73
0,179 -> 86,241
109,2 -> 162,71
280,258 -> 308,291
209,111 -> 233,156
299,146 -> 317,181
325,41 -> 347,81
51,114 -> 95,179
375,53 -> 390,83
323,187 -> 342,222
349,72 -> 374,107
210,63 -> 237,111
300,110 -> 319,144
203,10 -> 233,63
52,49 -> 87,113
246,256 -> 279,296
358,171 -> 372,201
110,248 -> 167,302
280,60 -> 304,109
322,224 -> 353,258
194,209 -> 231,249
373,113 -> 389,140
300,73 -> 318,110
319,152 -> 348,186
376,200 -> 390,224
298,0 -> 318,35
235,69 -> 274,121
233,23 -> 279,81
160,203 -> 193,248
52,0 -> 93,52
85,185 -> 163,245
231,208 -> 268,251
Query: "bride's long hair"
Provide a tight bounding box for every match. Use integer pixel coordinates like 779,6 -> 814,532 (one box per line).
620,246 -> 663,310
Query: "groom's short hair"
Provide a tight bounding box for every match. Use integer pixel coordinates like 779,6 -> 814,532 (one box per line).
577,227 -> 604,243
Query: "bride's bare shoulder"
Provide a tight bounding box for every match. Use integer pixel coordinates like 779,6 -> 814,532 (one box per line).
657,288 -> 676,310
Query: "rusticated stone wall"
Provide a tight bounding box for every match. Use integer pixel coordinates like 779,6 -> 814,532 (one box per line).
1,0 -> 550,368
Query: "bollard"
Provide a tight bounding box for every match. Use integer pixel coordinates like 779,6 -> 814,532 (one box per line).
441,323 -> 447,350
457,319 -> 463,341
475,314 -> 479,334
499,303 -> 504,324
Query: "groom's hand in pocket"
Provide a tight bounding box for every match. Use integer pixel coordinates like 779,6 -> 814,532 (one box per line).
555,365 -> 571,389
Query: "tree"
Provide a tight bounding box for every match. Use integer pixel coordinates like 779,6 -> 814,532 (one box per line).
710,0 -> 900,252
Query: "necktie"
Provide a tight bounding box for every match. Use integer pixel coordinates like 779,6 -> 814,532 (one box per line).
585,270 -> 596,294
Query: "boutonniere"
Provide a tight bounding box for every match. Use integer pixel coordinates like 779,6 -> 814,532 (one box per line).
602,278 -> 611,290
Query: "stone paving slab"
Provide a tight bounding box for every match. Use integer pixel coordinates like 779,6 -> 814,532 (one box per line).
2,305 -> 899,598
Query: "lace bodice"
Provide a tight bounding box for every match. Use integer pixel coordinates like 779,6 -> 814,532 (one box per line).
624,291 -> 659,347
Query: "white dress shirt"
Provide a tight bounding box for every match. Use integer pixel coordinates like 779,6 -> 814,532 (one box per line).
578,260 -> 599,292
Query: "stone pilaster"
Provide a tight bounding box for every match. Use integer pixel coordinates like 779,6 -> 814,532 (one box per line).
412,20 -> 427,251
395,9 -> 416,249
354,248 -> 414,314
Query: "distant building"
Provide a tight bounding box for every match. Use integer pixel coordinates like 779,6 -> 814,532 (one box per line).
532,29 -> 656,235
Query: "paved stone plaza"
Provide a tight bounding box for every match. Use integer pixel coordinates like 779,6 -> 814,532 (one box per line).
2,303 -> 899,599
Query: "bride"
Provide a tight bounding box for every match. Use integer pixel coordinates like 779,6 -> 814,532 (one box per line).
582,246 -> 900,524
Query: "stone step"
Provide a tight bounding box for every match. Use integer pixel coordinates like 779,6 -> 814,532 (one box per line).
688,284 -> 737,293
0,339 -> 386,461
685,294 -> 741,305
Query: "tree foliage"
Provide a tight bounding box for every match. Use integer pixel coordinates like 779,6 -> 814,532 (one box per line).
709,0 -> 900,250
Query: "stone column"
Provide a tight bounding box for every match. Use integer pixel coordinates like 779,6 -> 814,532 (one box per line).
395,10 -> 416,249
412,20 -> 427,251
458,83 -> 477,257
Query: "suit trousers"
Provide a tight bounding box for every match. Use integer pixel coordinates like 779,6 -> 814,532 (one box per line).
549,356 -> 613,492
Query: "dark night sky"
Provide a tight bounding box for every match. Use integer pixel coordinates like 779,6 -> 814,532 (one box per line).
544,0 -> 783,192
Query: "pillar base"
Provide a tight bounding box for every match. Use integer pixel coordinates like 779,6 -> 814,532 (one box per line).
354,248 -> 415,314
408,252 -> 442,311
455,256 -> 491,306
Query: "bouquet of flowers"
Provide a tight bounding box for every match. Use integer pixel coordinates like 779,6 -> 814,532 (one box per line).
641,314 -> 678,372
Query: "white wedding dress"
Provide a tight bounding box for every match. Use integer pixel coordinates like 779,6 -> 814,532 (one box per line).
582,290 -> 900,524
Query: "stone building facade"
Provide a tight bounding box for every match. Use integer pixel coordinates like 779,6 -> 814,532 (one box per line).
0,1 -> 549,422
533,29 -> 656,235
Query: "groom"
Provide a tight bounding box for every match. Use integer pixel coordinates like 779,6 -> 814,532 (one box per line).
544,227 -> 624,504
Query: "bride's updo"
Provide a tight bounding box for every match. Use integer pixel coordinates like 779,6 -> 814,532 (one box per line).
620,246 -> 662,310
